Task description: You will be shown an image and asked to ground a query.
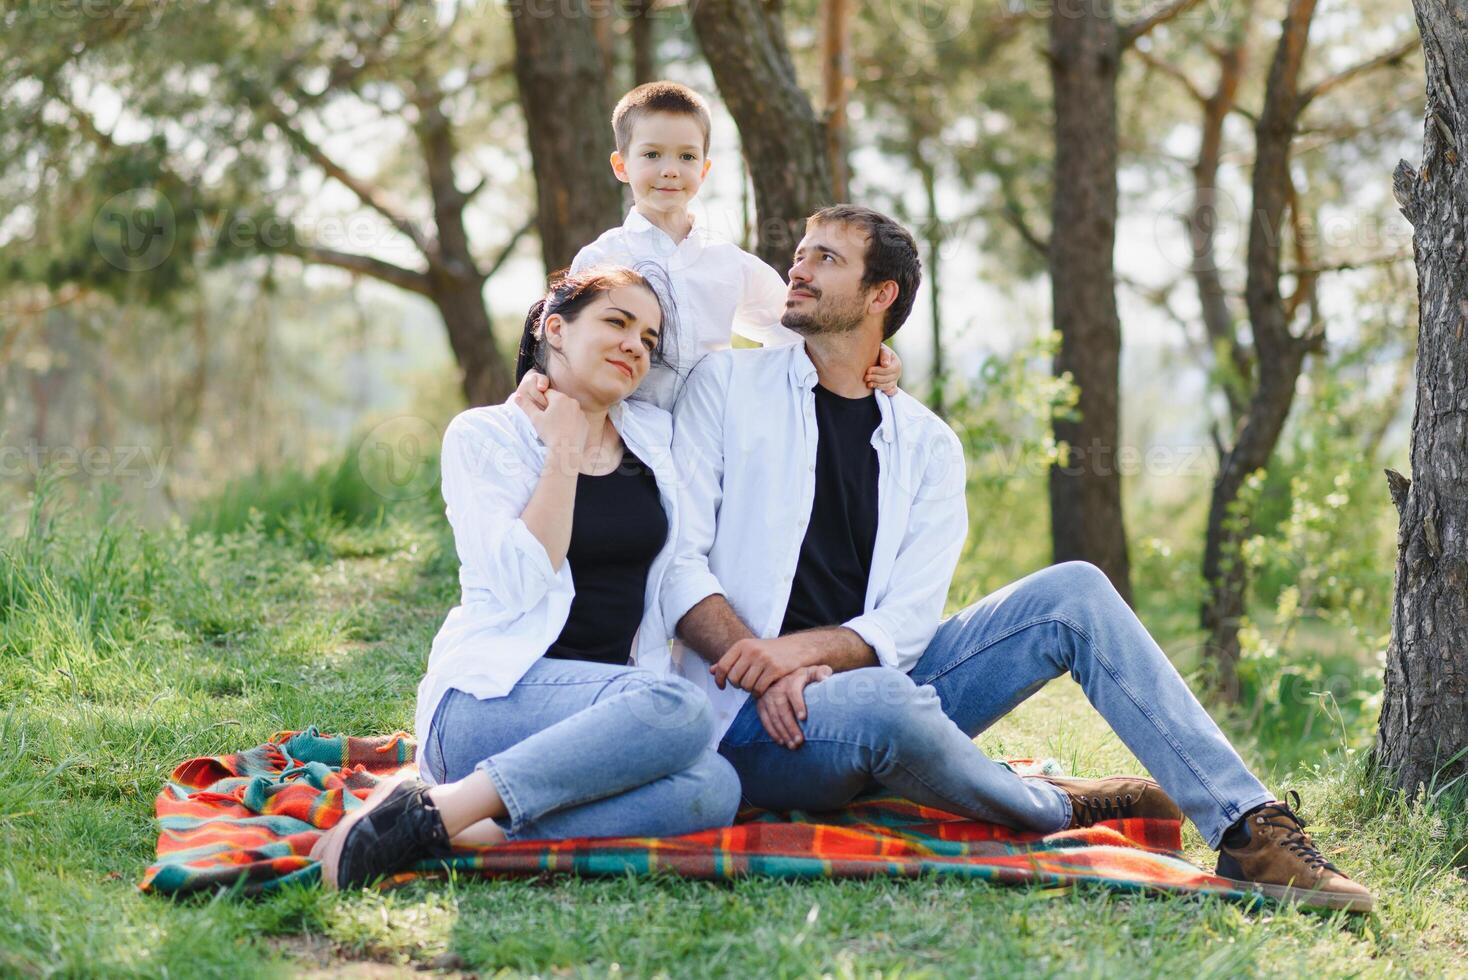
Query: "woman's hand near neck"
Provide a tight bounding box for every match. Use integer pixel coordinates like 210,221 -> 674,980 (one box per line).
542,366 -> 623,475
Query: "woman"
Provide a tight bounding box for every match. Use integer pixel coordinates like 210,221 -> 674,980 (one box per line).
312,266 -> 740,889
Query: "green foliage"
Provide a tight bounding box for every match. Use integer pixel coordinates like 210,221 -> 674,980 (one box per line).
946,333 -> 1076,605
1,484 -> 1465,976
1222,300 -> 1409,771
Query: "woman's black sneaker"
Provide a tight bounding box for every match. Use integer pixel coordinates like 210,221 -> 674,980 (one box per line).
314,776 -> 451,890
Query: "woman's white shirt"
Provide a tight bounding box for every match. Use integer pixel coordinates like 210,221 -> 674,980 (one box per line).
413,398 -> 681,778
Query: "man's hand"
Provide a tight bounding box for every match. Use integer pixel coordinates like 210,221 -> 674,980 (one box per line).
711,635 -> 810,696
756,665 -> 833,749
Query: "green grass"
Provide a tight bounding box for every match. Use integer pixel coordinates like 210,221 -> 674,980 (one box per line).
1,483 -> 1465,978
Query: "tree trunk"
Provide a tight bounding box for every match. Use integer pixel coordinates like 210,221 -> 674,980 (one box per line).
628,0 -> 656,86
1185,5 -> 1255,425
821,0 -> 851,201
690,0 -> 833,270
1046,1 -> 1132,604
919,151 -> 945,418
1200,0 -> 1320,699
428,277 -> 508,407
511,0 -> 624,273
417,78 -> 515,406
1376,0 -> 1468,796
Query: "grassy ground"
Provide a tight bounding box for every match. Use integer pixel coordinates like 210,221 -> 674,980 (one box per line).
1,491 -> 1465,978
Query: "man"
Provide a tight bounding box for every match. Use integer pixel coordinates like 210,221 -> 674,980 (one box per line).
660,204 -> 1374,912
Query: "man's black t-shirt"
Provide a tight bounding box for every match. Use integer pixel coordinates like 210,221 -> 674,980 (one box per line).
780,384 -> 881,636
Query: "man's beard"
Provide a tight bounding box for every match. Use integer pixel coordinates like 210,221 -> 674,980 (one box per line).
780,290 -> 865,336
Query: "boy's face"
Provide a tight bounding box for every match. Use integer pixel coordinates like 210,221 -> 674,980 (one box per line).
611,111 -> 711,214
781,221 -> 874,336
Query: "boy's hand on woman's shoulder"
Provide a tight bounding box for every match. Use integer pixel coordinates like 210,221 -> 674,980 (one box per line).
509,370 -> 552,413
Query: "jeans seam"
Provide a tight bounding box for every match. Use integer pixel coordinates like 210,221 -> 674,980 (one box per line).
1049,615 -> 1236,819
510,676 -> 652,689
725,734 -> 1063,831
921,611 -> 1238,822
910,615 -> 1060,687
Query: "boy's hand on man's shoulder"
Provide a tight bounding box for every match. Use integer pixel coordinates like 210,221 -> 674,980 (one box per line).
866,345 -> 902,396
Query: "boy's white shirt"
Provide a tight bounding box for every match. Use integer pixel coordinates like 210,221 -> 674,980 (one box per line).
412,398 -> 683,782
660,344 -> 970,747
571,208 -> 801,411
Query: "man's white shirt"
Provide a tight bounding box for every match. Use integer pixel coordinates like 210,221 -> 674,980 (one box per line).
572,208 -> 800,411
662,343 -> 970,746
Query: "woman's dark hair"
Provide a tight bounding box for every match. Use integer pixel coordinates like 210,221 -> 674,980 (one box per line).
515,264 -> 675,382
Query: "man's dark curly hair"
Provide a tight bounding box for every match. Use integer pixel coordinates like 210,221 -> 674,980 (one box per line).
807,204 -> 922,340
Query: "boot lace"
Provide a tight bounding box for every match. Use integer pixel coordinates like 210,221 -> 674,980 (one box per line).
1071,790 -> 1138,827
1249,790 -> 1340,873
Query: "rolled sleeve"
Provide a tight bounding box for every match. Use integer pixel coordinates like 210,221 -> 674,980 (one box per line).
661,567 -> 726,634
841,614 -> 900,670
440,412 -> 563,618
858,426 -> 969,672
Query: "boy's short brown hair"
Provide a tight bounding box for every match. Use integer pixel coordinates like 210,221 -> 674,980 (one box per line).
612,81 -> 713,156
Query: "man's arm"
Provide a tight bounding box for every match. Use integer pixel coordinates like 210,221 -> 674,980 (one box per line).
676,593 -> 756,664
840,425 -> 969,671
662,355 -> 744,640
709,626 -> 876,696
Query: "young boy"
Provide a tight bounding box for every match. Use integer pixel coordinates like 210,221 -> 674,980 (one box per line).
566,80 -> 900,410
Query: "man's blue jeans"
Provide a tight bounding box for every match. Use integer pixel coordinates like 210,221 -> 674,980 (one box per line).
719,562 -> 1275,848
423,659 -> 741,841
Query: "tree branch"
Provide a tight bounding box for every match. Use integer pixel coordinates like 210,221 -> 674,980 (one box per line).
1133,47 -> 1209,104
482,216 -> 537,281
1121,0 -> 1211,49
276,240 -> 432,295
1298,35 -> 1418,112
1002,202 -> 1050,258
1283,251 -> 1412,276
264,102 -> 431,256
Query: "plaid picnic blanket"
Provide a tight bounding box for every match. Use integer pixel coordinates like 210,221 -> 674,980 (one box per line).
142,728 -> 1251,901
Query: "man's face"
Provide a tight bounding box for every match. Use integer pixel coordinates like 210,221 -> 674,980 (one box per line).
781,221 -> 871,336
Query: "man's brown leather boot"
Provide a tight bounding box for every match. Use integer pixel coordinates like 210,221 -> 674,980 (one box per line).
1216,792 -> 1374,912
1034,775 -> 1184,827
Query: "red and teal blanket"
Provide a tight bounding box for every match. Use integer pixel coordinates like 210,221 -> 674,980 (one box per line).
142,729 -> 1251,901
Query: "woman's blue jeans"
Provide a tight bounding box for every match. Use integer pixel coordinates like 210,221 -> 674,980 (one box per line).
720,562 -> 1275,848
422,658 -> 741,841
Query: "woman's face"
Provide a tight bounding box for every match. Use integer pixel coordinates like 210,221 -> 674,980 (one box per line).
543,285 -> 663,407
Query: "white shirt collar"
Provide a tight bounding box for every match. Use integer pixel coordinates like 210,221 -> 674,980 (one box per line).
622,207 -> 713,247
787,343 -> 895,443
